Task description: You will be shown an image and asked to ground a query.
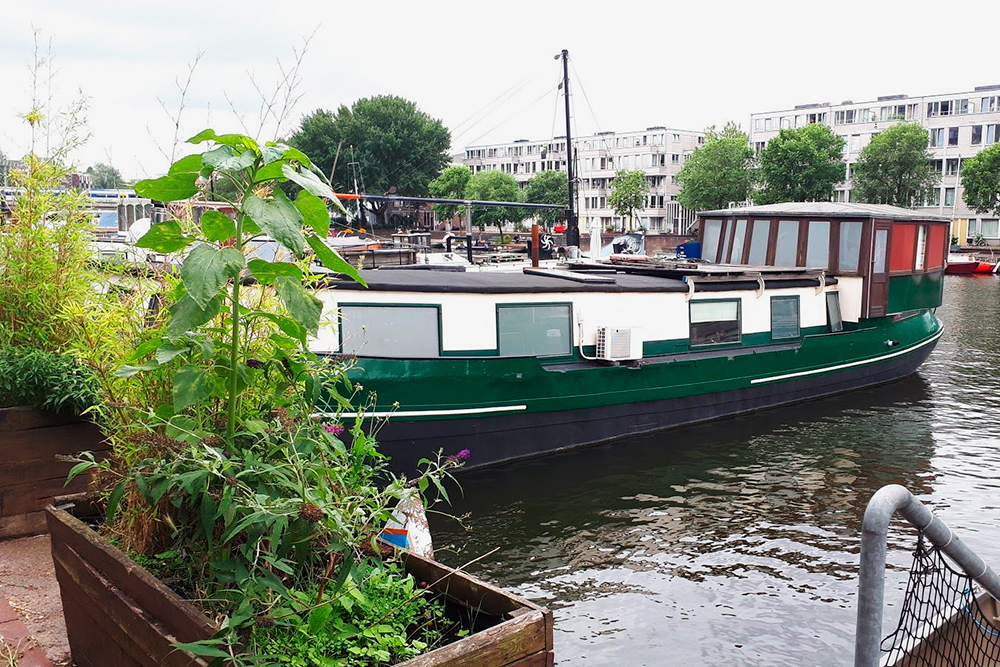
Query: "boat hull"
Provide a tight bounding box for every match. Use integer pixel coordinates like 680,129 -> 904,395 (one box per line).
945,261 -> 978,274
334,312 -> 943,472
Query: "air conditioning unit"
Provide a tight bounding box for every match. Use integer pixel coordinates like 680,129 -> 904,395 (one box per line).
596,327 -> 643,362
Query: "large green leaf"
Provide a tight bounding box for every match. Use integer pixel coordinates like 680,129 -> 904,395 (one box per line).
201,210 -> 237,242
254,312 -> 307,344
167,293 -> 222,337
134,173 -> 200,202
168,153 -> 204,176
296,190 -> 330,237
244,192 -> 305,257
134,221 -> 193,253
275,276 -> 322,335
306,235 -> 366,286
181,244 -> 246,308
173,365 -> 213,411
188,129 -> 259,154
281,164 -> 341,206
247,258 -> 303,285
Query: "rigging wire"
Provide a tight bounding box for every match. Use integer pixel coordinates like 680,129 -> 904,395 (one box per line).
570,58 -> 614,156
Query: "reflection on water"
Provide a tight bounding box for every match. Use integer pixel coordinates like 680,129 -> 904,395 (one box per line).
429,276 -> 1000,666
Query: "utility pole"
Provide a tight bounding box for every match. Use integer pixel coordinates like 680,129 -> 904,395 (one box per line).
560,49 -> 579,250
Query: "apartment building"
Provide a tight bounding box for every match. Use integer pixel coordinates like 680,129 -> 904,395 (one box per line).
749,84 -> 1000,243
461,126 -> 704,234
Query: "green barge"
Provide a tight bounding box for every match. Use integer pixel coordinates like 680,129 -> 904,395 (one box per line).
313,203 -> 949,471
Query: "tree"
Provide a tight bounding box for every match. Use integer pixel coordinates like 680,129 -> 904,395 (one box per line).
289,96 -> 451,226
464,170 -> 523,231
428,165 -> 472,222
677,122 -> 755,212
757,124 -> 846,204
961,144 -> 1000,216
524,170 -> 568,227
608,169 -> 649,231
852,123 -> 938,206
87,163 -> 123,189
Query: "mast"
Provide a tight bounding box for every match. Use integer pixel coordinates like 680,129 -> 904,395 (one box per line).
560,49 -> 579,249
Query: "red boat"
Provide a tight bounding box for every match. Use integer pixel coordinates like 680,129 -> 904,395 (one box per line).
945,255 -> 979,274
974,261 -> 998,273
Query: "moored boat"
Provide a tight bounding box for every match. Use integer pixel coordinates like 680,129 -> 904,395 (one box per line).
946,255 -> 980,274
313,202 -> 948,472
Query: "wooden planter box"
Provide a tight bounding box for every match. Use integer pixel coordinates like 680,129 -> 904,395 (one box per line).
0,407 -> 107,539
46,502 -> 554,666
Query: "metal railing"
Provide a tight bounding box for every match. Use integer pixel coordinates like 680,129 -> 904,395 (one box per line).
855,484 -> 1000,666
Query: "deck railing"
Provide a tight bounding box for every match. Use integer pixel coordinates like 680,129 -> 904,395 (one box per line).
855,484 -> 1000,666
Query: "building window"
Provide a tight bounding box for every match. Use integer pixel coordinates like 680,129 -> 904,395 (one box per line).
927,188 -> 941,207
982,219 -> 1000,239
972,125 -> 983,145
498,304 -> 572,357
770,296 -> 800,340
671,154 -> 680,164
948,127 -> 959,146
826,292 -> 844,333
774,220 -> 800,266
748,219 -> 770,265
929,128 -> 944,147
690,300 -> 741,346
340,305 -> 440,358
838,221 -> 863,272
988,125 -> 1000,144
806,220 -> 831,268
944,187 -> 956,206
946,158 -> 959,176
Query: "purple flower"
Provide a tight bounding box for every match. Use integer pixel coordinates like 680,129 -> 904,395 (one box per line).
324,423 -> 345,435
447,449 -> 471,464
222,449 -> 231,459
246,359 -> 265,369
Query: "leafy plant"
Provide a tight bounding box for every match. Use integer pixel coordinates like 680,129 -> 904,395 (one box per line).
677,122 -> 755,212
756,124 -> 846,204
608,169 -> 649,231
852,123 -> 938,207
961,143 -> 1000,217
0,346 -> 98,414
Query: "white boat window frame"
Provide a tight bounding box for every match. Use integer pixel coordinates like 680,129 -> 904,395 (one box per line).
338,303 -> 442,358
770,295 -> 801,340
689,299 -> 742,347
496,302 -> 574,359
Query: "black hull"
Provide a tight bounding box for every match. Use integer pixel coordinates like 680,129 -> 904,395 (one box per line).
374,340 -> 938,474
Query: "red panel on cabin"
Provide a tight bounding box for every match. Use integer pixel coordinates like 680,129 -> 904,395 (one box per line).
889,224 -> 917,271
927,226 -> 946,270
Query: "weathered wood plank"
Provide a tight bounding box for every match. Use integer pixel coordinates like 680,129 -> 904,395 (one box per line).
402,550 -> 545,618
0,422 -> 106,463
399,609 -> 547,667
0,407 -> 84,432
0,474 -> 98,517
0,510 -> 46,539
45,507 -> 217,640
504,651 -> 554,667
51,540 -> 207,667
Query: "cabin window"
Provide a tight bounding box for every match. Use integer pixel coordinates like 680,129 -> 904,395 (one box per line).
340,305 -> 440,358
873,230 -> 888,274
498,304 -> 572,357
748,220 -> 770,265
730,219 -> 748,263
927,225 -> 947,270
720,220 -> 733,263
690,300 -> 741,346
826,292 -> 844,332
770,296 -> 800,340
915,225 -> 927,270
889,224 -> 917,272
838,221 -> 863,272
774,220 -> 799,266
702,219 -> 722,262
806,221 -> 831,268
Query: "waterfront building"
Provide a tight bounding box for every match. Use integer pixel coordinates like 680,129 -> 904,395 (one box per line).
460,127 -> 704,235
749,84 -> 1000,245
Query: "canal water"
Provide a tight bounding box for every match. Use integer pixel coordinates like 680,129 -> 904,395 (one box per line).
429,275 -> 1000,666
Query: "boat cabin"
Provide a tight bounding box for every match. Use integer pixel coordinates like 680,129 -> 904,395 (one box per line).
697,202 -> 950,318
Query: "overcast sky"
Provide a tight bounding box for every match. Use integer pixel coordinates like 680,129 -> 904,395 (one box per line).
1,0 -> 996,179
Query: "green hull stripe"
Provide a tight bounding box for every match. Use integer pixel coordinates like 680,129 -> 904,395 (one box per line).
329,404 -> 528,419
749,327 -> 944,385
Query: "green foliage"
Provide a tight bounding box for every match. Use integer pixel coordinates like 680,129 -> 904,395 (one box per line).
524,170 -> 568,226
961,143 -> 1000,216
678,122 -> 755,212
250,560 -> 450,666
608,169 -> 649,230
0,155 -> 95,349
289,97 -> 451,225
0,346 -> 98,414
757,124 -> 846,204
86,163 -> 124,189
464,170 -> 524,230
852,123 -> 938,206
427,165 -> 472,221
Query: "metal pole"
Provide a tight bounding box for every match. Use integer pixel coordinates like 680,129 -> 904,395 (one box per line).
531,223 -> 540,268
464,202 -> 473,264
855,484 -> 1000,667
561,49 -> 579,249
